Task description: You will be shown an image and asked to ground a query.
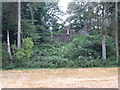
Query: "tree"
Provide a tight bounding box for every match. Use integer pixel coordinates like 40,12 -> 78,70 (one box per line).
66,2 -> 99,34
101,3 -> 107,59
28,3 -> 34,25
2,2 -> 18,44
2,2 -> 18,62
66,1 -> 116,59
118,2 -> 120,57
21,2 -> 39,42
18,0 -> 21,50
115,2 -> 119,61
45,2 -> 63,37
7,30 -> 13,61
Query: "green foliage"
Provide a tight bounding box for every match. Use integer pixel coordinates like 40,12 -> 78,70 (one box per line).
0,42 -> 2,69
73,56 -> 118,68
2,2 -> 118,70
22,19 -> 39,41
27,34 -> 117,69
27,56 -> 74,68
61,35 -> 98,59
2,42 -> 10,65
2,34 -> 117,70
2,3 -> 18,44
87,34 -> 115,57
28,41 -> 74,68
53,29 -> 65,35
13,38 -> 34,64
60,34 -> 115,60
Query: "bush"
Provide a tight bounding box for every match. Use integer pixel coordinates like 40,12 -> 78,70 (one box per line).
2,42 -> 11,69
60,35 -> 98,59
60,34 -> 115,60
27,56 -> 74,68
2,34 -> 117,69
72,56 -> 118,68
12,37 -> 34,67
103,56 -> 118,66
87,34 -> 115,58
27,34 -> 116,69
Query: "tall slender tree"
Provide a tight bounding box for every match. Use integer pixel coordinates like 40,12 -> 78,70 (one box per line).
28,3 -> 34,25
7,30 -> 13,61
18,0 -> 21,50
101,3 -> 107,59
115,2 -> 119,61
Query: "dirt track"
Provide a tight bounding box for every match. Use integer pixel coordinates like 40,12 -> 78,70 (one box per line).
0,68 -> 118,88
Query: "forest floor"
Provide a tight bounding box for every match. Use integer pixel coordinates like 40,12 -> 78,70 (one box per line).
0,67 -> 118,88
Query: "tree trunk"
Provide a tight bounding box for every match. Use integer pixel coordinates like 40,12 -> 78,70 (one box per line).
18,0 -> 21,50
101,4 -> 107,60
28,3 -> 34,25
115,2 -> 119,61
102,30 -> 106,59
7,30 -> 13,62
50,29 -> 53,37
67,29 -> 70,34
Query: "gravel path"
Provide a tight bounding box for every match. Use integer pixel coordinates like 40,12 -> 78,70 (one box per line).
1,67 -> 118,88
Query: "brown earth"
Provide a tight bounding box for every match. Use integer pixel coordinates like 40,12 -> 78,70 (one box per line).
0,67 -> 118,88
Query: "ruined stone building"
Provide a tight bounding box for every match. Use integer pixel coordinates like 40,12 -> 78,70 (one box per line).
47,26 -> 89,42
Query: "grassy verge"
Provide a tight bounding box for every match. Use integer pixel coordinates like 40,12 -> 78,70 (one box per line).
1,65 -> 119,71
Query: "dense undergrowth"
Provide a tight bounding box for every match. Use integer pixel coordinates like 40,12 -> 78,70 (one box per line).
2,35 -> 119,70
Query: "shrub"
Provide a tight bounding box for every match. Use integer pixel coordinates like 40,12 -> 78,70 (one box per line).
61,35 -> 98,59
13,37 -> 34,67
61,34 -> 115,60
27,56 -> 74,68
104,56 -> 118,66
2,42 -> 11,69
87,34 -> 115,58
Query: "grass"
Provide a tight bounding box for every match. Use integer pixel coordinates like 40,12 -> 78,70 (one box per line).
1,65 -> 119,71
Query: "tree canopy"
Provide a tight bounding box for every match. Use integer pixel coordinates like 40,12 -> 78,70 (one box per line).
1,1 -> 119,69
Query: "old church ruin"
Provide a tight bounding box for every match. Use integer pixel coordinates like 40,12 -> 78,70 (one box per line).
47,26 -> 89,42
